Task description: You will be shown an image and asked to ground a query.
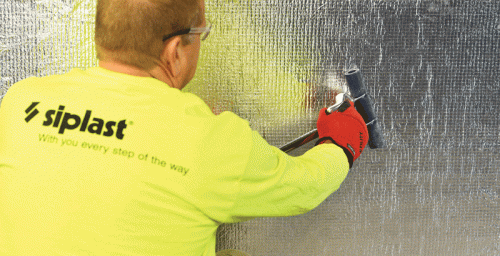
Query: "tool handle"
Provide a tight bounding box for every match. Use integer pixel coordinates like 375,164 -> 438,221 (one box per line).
279,93 -> 347,152
279,129 -> 318,153
345,68 -> 385,149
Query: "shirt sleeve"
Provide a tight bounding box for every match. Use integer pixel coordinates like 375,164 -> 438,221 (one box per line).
225,130 -> 350,223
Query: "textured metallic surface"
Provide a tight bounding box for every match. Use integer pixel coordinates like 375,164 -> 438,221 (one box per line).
1,0 -> 499,255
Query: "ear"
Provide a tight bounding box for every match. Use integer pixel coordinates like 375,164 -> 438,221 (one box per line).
161,37 -> 183,77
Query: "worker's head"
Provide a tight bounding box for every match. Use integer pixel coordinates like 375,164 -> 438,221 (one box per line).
95,0 -> 206,88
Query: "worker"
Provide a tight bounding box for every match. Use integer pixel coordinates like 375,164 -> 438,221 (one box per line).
0,0 -> 368,255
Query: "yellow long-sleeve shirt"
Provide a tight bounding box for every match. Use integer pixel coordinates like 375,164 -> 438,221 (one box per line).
0,67 -> 349,256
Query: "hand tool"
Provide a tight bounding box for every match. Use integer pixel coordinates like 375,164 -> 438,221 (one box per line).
279,68 -> 385,153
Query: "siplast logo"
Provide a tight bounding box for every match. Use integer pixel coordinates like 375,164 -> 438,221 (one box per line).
25,102 -> 40,123
25,102 -> 128,140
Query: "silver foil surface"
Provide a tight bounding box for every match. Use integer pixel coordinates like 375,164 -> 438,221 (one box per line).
1,0 -> 499,255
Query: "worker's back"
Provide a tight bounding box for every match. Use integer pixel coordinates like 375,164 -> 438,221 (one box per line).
0,67 -> 350,255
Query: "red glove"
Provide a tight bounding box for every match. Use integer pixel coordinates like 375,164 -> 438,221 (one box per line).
315,101 -> 368,168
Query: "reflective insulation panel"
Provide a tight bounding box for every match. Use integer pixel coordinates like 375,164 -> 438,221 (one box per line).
1,0 -> 499,255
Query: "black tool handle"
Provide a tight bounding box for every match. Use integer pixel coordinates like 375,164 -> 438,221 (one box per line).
345,68 -> 385,149
279,129 -> 318,153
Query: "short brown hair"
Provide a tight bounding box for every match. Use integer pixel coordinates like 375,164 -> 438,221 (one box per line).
95,0 -> 201,70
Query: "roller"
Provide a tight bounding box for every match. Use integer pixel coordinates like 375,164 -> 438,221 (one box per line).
280,68 -> 385,153
345,68 -> 385,149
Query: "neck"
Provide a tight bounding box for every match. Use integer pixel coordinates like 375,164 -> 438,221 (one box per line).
99,60 -> 151,77
98,60 -> 181,90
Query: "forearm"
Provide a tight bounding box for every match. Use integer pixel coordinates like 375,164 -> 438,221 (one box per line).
226,131 -> 349,222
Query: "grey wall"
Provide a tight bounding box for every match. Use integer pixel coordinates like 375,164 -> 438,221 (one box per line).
212,1 -> 500,255
1,0 -> 499,255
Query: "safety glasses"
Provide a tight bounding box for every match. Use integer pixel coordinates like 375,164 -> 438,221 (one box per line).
162,20 -> 212,42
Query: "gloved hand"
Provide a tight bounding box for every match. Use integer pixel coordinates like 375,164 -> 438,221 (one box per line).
315,100 -> 368,168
